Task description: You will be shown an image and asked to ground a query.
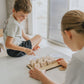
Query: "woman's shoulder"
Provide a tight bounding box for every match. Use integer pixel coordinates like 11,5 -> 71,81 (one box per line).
72,48 -> 84,63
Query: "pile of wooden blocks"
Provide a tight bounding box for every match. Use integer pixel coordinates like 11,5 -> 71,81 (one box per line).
0,29 -> 4,52
0,29 -> 3,37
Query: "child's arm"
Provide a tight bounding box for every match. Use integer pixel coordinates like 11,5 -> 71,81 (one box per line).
22,30 -> 30,41
6,36 -> 35,56
22,30 -> 41,51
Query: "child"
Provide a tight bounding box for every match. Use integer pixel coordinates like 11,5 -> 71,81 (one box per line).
29,10 -> 84,84
3,0 -> 42,57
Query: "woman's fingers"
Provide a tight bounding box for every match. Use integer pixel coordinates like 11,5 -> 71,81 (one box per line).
29,69 -> 37,79
29,68 -> 46,81
34,67 -> 40,72
56,58 -> 65,65
42,70 -> 46,73
56,58 -> 63,61
29,69 -> 33,73
58,61 -> 63,65
29,71 -> 32,74
29,69 -> 34,76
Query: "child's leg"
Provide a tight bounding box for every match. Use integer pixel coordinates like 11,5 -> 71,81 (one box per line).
30,35 -> 42,49
7,40 -> 32,57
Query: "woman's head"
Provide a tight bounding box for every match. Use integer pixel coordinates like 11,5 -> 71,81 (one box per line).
61,10 -> 84,51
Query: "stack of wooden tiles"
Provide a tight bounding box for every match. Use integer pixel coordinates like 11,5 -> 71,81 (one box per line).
0,29 -> 3,52
0,29 -> 3,37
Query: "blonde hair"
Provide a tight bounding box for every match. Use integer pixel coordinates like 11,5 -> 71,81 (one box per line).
61,10 -> 84,34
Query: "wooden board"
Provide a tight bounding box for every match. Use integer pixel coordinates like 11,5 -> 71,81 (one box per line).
27,61 -> 62,71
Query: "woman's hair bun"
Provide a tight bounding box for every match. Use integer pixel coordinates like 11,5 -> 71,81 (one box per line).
81,22 -> 84,28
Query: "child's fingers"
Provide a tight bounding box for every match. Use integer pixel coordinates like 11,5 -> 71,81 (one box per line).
31,52 -> 36,56
33,46 -> 40,51
29,50 -> 36,56
37,46 -> 40,49
35,47 -> 39,50
33,48 -> 35,51
36,47 -> 39,49
33,48 -> 37,51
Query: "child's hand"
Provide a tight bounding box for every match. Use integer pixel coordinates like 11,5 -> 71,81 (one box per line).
29,67 -> 46,81
25,48 -> 35,56
56,58 -> 67,68
33,46 -> 40,51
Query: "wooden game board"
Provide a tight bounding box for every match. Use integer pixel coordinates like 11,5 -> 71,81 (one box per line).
27,56 -> 66,71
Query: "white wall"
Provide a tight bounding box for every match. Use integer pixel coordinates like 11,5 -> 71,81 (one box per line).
0,0 -> 7,28
69,0 -> 79,10
32,0 -> 48,38
79,0 -> 84,11
69,0 -> 84,11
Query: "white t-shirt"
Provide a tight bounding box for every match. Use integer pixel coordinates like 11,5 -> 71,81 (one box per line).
3,14 -> 23,47
65,48 -> 84,84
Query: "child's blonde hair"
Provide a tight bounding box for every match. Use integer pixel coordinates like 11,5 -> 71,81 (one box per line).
14,0 -> 32,13
61,10 -> 84,34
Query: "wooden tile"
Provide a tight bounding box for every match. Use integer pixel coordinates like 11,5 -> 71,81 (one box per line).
0,29 -> 3,37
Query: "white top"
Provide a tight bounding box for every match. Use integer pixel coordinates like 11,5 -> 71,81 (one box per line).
65,48 -> 84,84
3,14 -> 23,47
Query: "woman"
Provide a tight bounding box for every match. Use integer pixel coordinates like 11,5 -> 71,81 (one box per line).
29,10 -> 84,84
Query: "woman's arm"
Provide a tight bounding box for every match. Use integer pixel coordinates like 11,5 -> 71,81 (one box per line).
22,29 -> 30,41
5,36 -> 35,55
41,75 -> 56,84
29,58 -> 68,84
29,68 -> 56,84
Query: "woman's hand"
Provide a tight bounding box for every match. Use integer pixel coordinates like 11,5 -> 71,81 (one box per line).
24,48 -> 35,56
29,68 -> 56,84
56,58 -> 67,68
29,68 -> 46,81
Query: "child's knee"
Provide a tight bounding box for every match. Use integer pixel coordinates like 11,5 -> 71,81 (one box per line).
36,34 -> 42,41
